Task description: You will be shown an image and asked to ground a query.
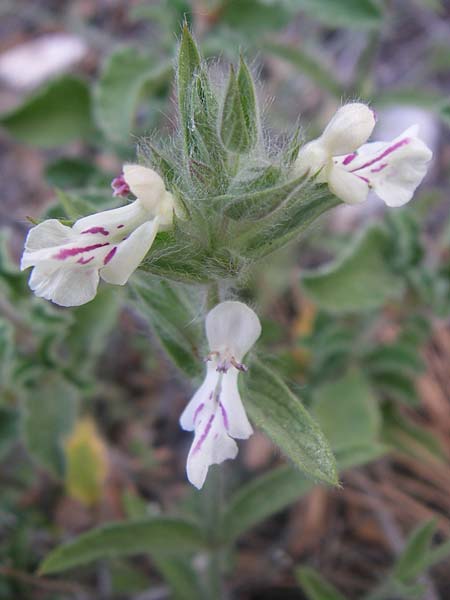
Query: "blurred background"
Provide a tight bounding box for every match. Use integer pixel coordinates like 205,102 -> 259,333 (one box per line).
1,0 -> 450,599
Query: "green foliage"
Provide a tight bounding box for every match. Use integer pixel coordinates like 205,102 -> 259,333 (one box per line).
365,519 -> 450,600
222,441 -> 384,543
382,404 -> 445,460
236,184 -> 340,259
222,465 -> 313,542
302,227 -> 404,313
220,58 -> 258,153
95,46 -> 172,143
242,357 -> 338,485
291,0 -> 383,29
45,158 -> 108,189
311,370 -> 380,452
296,566 -> 348,600
39,517 -> 207,574
0,76 -> 92,147
131,274 -> 204,377
22,373 -> 79,478
153,556 -> 207,600
68,285 -> 122,374
262,42 -> 343,96
55,188 -> 111,221
220,0 -> 292,35
393,520 -> 437,583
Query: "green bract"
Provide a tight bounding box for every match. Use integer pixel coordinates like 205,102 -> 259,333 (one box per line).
138,27 -> 340,286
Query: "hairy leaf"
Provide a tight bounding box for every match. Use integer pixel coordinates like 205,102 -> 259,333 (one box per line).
130,274 -> 204,377
241,357 -> 338,485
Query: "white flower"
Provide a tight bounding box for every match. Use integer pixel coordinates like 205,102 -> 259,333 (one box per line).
180,301 -> 261,489
295,103 -> 432,207
21,165 -> 174,307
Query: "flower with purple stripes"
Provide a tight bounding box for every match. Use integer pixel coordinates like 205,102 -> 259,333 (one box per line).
295,103 -> 432,207
21,165 -> 174,307
180,301 -> 261,489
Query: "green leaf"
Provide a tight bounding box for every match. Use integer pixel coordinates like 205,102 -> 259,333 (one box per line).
296,566 -> 348,600
220,0 -> 292,34
153,557 -> 206,600
364,343 -> 424,376
68,285 -> 122,373
221,465 -> 314,542
177,25 -> 201,149
39,517 -> 207,574
237,183 -> 339,259
221,442 -> 383,542
263,42 -> 342,97
95,46 -> 171,143
312,370 -> 380,452
0,76 -> 92,147
382,404 -> 445,461
22,373 -> 79,478
237,57 -> 258,143
292,0 -> 383,29
302,227 -> 404,313
220,66 -> 247,153
55,189 -> 100,221
130,274 -> 204,378
421,538 -> 450,571
220,59 -> 258,153
393,520 -> 437,583
372,371 -> 419,406
214,174 -> 307,221
45,158 -> 104,189
241,357 -> 338,485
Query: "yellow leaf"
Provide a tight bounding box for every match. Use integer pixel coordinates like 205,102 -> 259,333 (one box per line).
65,418 -> 108,506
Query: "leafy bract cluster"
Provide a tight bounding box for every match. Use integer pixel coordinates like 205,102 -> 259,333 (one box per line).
137,26 -> 339,284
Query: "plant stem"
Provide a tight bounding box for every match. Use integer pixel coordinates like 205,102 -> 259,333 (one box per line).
202,465 -> 225,599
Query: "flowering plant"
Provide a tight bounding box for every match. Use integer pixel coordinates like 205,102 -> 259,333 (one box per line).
7,23 -> 441,600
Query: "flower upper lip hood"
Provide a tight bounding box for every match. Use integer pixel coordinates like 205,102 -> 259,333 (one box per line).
295,102 -> 432,207
21,166 -> 174,307
180,301 -> 261,489
123,164 -> 174,227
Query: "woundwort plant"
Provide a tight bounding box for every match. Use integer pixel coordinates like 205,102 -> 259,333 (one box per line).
20,25 -> 433,595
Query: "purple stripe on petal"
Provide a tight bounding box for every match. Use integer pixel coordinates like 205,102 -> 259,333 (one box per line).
193,414 -> 215,454
356,175 -> 370,183
77,256 -> 94,265
117,224 -> 125,229
219,401 -> 229,430
193,403 -> 205,424
370,162 -> 388,173
350,138 -> 410,173
343,152 -> 357,165
81,226 -> 109,236
53,242 -> 109,260
103,246 -> 117,265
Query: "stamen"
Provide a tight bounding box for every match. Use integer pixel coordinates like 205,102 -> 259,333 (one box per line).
204,351 -> 219,363
231,357 -> 248,372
